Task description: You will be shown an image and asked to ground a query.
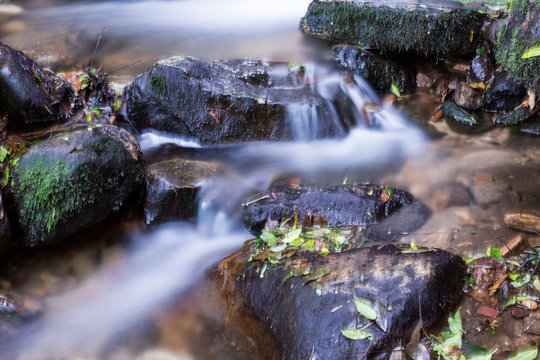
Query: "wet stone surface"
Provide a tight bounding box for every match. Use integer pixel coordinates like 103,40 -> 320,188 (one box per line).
144,157 -> 221,225
222,243 -> 465,360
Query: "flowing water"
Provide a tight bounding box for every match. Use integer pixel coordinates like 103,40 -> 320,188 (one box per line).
1,0 -> 540,358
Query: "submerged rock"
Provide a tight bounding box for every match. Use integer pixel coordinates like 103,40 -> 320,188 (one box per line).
483,72 -> 527,113
222,243 -> 465,360
0,43 -> 73,125
144,158 -> 221,225
242,184 -> 414,236
443,101 -> 491,134
127,57 -> 352,144
300,0 -> 484,57
495,0 -> 540,93
519,117 -> 540,136
495,106 -> 535,126
4,125 -> 144,247
332,45 -> 416,94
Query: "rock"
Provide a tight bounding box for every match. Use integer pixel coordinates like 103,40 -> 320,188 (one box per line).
483,72 -> 527,113
0,43 -> 73,125
300,0 -> 484,57
144,158 -> 221,225
504,213 -> 540,234
510,307 -> 530,319
126,57 -> 351,144
470,53 -> 493,83
0,191 -> 10,256
453,80 -> 483,110
241,184 -> 414,236
495,106 -> 535,126
495,0 -> 540,93
443,101 -> 491,133
470,181 -> 510,205
332,45 -> 416,94
424,181 -> 471,211
519,117 -> 540,136
4,125 -> 144,247
223,244 -> 465,360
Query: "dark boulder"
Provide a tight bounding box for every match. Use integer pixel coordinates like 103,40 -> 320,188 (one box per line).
0,43 -> 73,126
443,101 -> 491,134
4,125 -> 144,247
495,0 -> 540,93
300,0 -> 484,57
332,45 -> 416,94
126,57 -> 352,144
519,117 -> 540,136
223,243 -> 465,360
242,184 -> 414,236
144,158 -> 221,225
483,72 -> 527,113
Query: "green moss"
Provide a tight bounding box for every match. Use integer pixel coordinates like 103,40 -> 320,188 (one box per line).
89,136 -> 113,154
301,3 -> 484,56
495,0 -> 540,92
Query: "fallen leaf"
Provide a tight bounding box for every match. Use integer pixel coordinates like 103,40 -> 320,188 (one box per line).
209,111 -> 219,124
340,328 -> 373,340
354,298 -> 377,320
477,306 -> 499,318
304,267 -> 331,284
500,234 -> 524,256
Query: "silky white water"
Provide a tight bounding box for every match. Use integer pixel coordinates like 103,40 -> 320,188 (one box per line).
0,1 -> 426,358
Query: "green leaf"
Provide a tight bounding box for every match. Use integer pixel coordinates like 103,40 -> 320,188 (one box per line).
267,256 -> 279,265
522,46 -> 540,59
61,135 -> 69,141
384,185 -> 394,198
282,271 -> 294,284
355,45 -> 365,51
511,273 -> 531,288
340,328 -> 373,340
476,47 -> 488,57
367,187 -> 374,196
269,243 -> 287,253
1,167 -> 9,187
114,100 -> 122,112
464,343 -> 497,360
260,230 -> 277,246
0,146 -> 10,162
508,346 -> 538,360
304,267 -> 331,284
354,298 -> 377,320
489,248 -> 504,262
282,228 -> 302,244
391,83 -> 401,98
533,276 -> 540,291
9,157 -> 19,167
448,308 -> 463,336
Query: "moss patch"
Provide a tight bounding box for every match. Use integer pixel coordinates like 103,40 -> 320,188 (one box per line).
301,2 -> 484,57
495,0 -> 540,92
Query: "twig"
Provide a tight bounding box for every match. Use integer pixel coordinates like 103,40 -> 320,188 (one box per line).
90,27 -> 106,70
241,195 -> 270,207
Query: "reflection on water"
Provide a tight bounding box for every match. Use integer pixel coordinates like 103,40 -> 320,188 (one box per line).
0,0 -> 320,79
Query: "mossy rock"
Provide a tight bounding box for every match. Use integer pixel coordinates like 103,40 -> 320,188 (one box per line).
0,192 -> 11,256
5,125 -> 144,247
333,45 -> 416,94
300,0 -> 485,57
495,0 -> 540,92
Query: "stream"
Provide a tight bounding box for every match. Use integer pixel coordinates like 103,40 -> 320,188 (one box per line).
1,0 -> 540,359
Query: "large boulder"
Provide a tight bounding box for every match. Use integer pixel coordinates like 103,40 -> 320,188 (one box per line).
0,43 -> 73,126
482,71 -> 527,113
144,157 -> 221,225
242,184 -> 417,236
4,125 -> 144,247
495,0 -> 540,93
222,243 -> 465,360
300,0 -> 485,57
333,45 -> 416,94
126,57 -> 355,144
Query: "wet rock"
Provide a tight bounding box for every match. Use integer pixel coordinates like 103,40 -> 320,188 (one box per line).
0,43 -> 73,125
495,0 -> 540,93
519,117 -> 540,136
425,181 -> 471,211
127,57 -> 351,144
470,53 -> 493,83
300,1 -> 484,57
332,45 -> 416,94
453,80 -> 483,110
224,244 -> 465,360
144,158 -> 221,225
242,184 -> 414,236
470,181 -> 510,205
483,72 -> 527,113
496,106 -> 535,126
4,125 -> 144,247
510,307 -> 530,319
443,101 -> 491,133
0,192 -> 11,256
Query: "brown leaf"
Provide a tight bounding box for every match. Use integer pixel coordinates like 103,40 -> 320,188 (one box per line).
489,273 -> 509,296
500,234 -> 524,256
477,305 -> 499,318
380,189 -> 390,204
208,111 -> 219,124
